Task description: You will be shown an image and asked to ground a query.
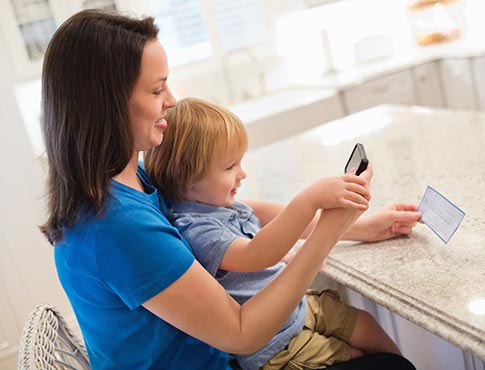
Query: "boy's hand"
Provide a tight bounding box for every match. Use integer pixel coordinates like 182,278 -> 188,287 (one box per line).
302,170 -> 371,211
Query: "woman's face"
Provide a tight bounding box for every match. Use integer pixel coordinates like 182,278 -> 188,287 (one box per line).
129,40 -> 176,152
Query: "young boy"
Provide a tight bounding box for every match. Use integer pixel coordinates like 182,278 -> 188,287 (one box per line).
144,97 -> 400,370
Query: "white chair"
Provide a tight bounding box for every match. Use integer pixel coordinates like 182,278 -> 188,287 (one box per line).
18,303 -> 90,370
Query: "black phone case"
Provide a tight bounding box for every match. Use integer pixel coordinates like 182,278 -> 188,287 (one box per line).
345,143 -> 368,175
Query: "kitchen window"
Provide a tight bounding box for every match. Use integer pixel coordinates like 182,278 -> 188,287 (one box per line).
146,0 -> 269,67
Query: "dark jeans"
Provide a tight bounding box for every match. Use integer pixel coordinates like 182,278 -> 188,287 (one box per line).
325,353 -> 416,370
230,353 -> 416,370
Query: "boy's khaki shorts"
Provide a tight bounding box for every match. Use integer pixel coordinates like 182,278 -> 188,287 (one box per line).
261,290 -> 358,370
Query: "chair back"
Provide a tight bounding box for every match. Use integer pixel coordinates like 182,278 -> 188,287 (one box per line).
18,303 -> 91,370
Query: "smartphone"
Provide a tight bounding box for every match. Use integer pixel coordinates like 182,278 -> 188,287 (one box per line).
344,143 -> 368,176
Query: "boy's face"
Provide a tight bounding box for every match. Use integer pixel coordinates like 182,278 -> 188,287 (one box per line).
185,151 -> 247,207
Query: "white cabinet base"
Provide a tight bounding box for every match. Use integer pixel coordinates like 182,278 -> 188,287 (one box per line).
439,58 -> 477,110
412,61 -> 445,108
472,57 -> 485,111
345,287 -> 485,370
342,69 -> 416,114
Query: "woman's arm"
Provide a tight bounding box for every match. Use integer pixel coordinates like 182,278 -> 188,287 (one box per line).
280,203 -> 423,266
247,201 -> 422,244
222,175 -> 369,272
342,203 -> 422,242
243,199 -> 285,227
143,206 -> 361,355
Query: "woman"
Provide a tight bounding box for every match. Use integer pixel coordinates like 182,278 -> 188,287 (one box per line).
40,9 -> 420,370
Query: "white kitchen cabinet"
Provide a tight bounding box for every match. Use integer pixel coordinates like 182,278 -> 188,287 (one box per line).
471,57 -> 485,111
345,288 -> 485,370
412,61 -> 445,108
439,58 -> 477,110
0,0 -> 55,79
0,0 -> 118,79
342,69 -> 416,114
232,88 -> 344,149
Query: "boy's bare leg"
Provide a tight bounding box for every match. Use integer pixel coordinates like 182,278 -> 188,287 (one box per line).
349,346 -> 365,359
349,310 -> 401,355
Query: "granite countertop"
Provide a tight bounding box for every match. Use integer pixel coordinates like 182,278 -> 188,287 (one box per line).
239,105 -> 485,359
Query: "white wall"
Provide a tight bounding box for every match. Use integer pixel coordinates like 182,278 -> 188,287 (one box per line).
0,29 -> 71,370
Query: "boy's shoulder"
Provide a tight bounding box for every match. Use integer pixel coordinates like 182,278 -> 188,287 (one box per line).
171,200 -> 252,219
231,200 -> 253,212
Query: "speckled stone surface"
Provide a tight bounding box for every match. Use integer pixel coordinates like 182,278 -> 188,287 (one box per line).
239,105 -> 485,360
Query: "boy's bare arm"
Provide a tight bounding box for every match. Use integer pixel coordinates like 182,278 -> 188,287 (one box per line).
222,175 -> 370,272
244,199 -> 320,239
223,192 -> 316,272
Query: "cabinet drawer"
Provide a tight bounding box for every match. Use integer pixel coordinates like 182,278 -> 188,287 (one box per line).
472,57 -> 485,111
412,61 -> 445,108
343,69 -> 415,114
439,58 -> 477,110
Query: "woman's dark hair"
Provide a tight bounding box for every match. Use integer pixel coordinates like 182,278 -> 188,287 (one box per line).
40,10 -> 159,244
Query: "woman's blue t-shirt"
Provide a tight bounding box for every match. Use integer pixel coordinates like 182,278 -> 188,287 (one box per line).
54,166 -> 230,370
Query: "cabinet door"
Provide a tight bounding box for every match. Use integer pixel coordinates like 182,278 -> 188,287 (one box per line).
0,0 -> 57,79
342,69 -> 416,114
234,90 -> 345,149
471,57 -> 485,111
412,61 -> 445,108
439,58 -> 477,110
0,0 -> 119,79
344,288 -> 485,370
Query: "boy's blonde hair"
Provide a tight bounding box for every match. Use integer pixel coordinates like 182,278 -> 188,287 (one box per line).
145,97 -> 248,202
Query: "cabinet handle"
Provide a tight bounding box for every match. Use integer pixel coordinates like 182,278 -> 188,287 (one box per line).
372,85 -> 390,95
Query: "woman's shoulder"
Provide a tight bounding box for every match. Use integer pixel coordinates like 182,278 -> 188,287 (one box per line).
85,178 -> 178,244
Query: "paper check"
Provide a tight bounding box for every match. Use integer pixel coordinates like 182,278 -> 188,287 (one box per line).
418,186 -> 465,243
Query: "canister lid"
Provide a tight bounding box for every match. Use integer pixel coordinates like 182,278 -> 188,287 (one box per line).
408,0 -> 460,12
